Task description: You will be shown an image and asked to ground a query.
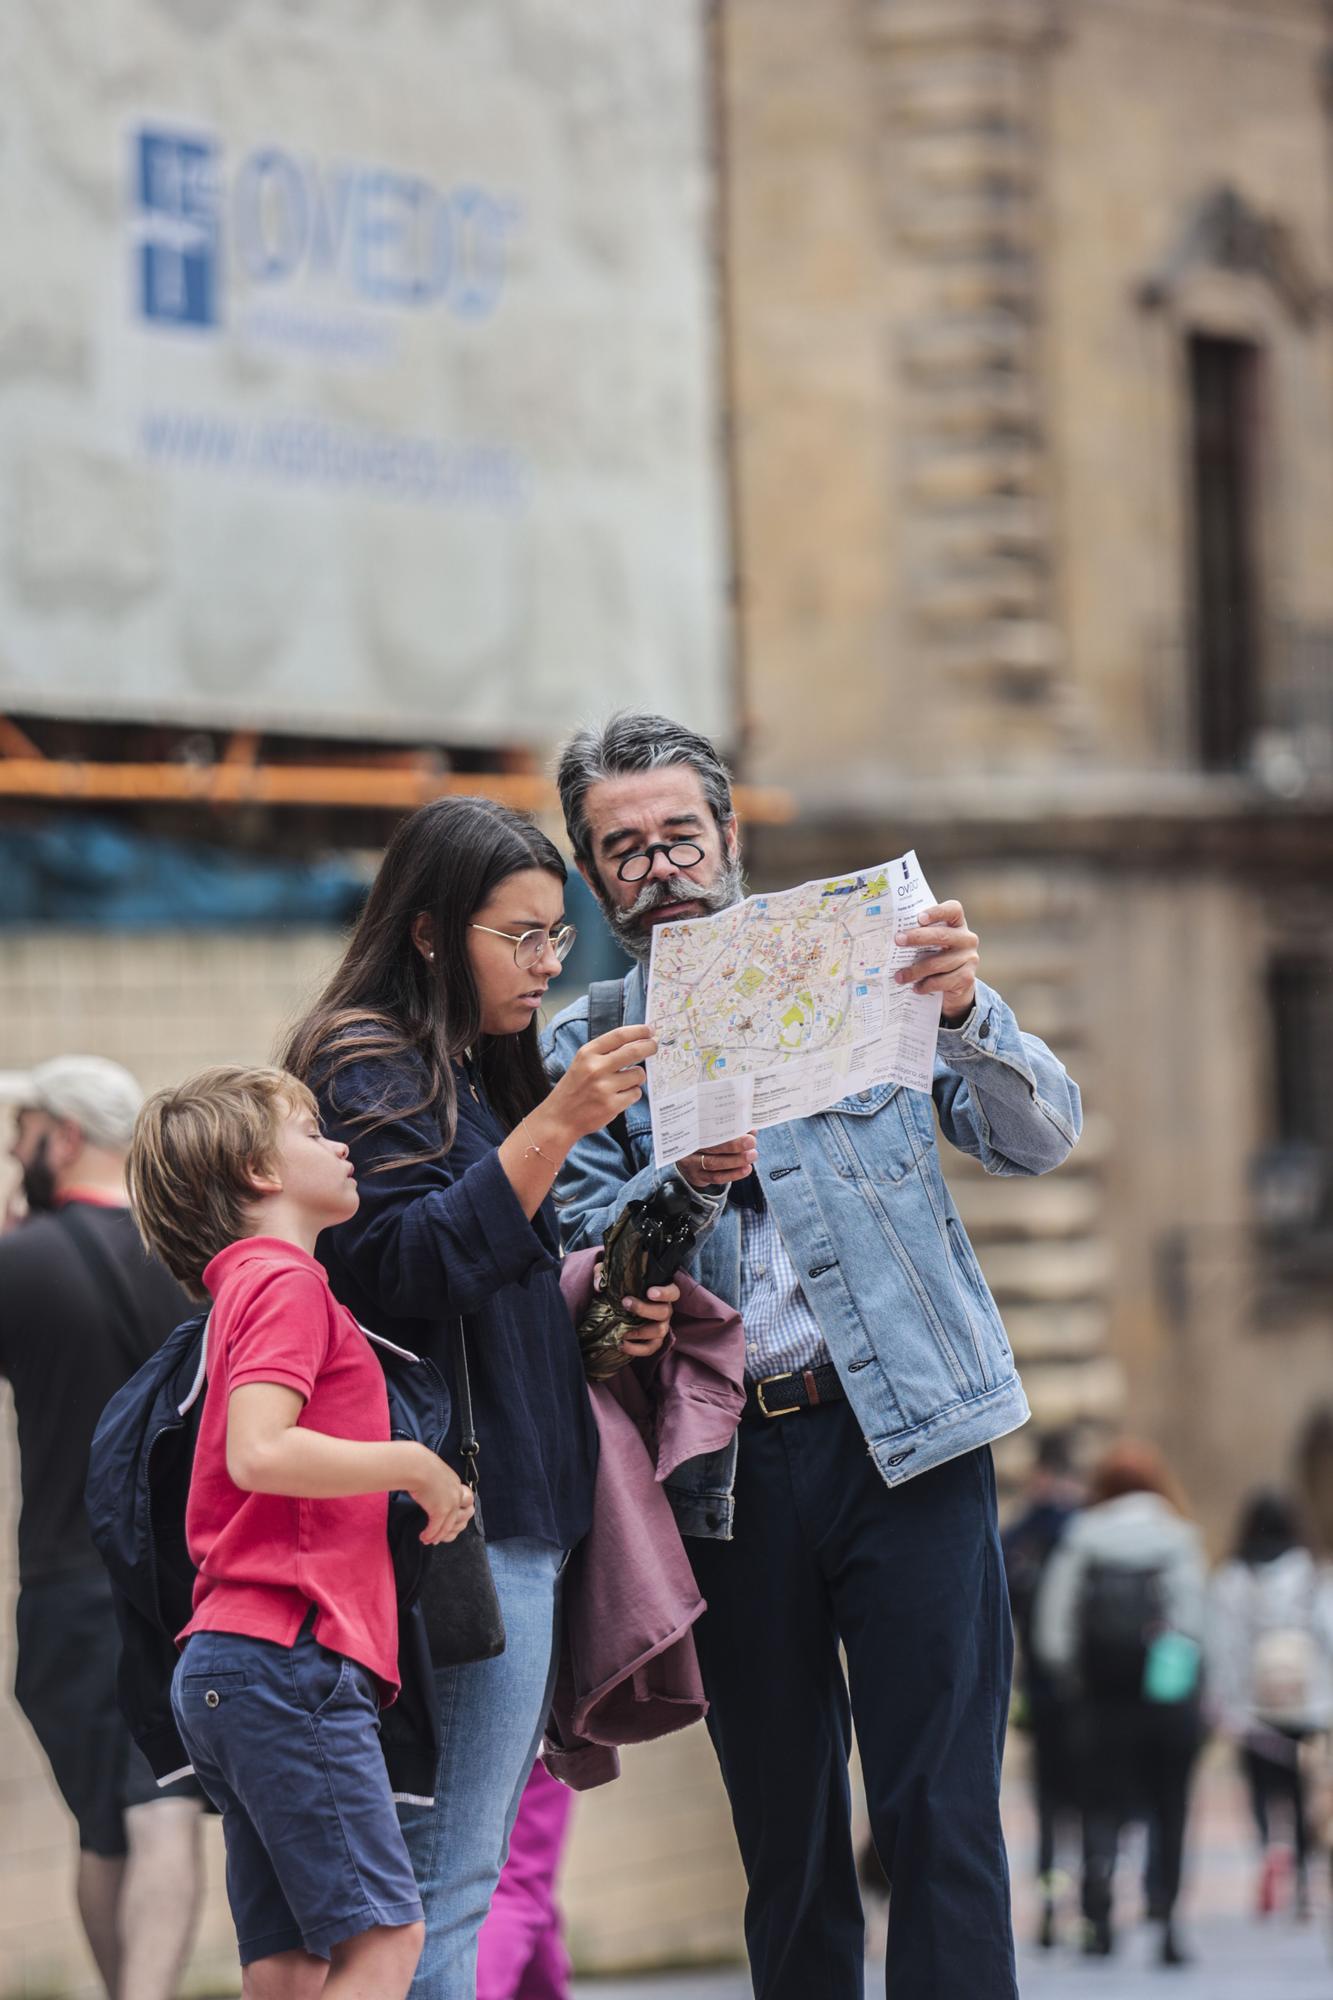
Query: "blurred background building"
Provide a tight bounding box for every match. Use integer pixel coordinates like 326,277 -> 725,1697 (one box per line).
725,0 -> 1333,1532
1,0 -> 1331,1990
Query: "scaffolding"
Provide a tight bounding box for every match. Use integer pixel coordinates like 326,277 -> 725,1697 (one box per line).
0,720 -> 794,825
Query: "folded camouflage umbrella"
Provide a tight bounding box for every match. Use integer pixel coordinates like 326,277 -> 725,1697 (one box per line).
577,1173 -> 702,1381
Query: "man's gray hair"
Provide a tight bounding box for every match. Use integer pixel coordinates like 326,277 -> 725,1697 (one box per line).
556,713 -> 735,867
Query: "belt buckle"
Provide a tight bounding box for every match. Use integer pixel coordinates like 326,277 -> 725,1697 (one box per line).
756,1372 -> 799,1418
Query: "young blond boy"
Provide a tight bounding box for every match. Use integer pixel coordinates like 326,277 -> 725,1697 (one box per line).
131,1066 -> 471,2000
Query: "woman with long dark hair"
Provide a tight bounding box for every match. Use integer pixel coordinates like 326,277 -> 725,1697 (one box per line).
283,796 -> 672,1997
1207,1489 -> 1333,1920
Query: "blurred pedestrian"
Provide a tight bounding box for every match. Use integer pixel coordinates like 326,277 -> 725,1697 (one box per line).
1206,1489 -> 1333,1920
0,1057 -> 202,2000
476,1760 -> 575,2000
1002,1430 -> 1083,1947
1034,1438 -> 1207,1967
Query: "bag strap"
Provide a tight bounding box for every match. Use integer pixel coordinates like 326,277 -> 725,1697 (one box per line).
454,1317 -> 481,1493
587,977 -> 631,1161
56,1202 -> 158,1378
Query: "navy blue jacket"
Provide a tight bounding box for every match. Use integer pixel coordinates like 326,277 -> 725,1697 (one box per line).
316,1053 -> 597,1554
85,1307 -> 450,1803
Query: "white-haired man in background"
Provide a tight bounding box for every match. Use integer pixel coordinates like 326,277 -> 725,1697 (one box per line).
0,1057 -> 202,2000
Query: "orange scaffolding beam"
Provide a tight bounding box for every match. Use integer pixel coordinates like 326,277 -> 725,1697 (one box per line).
0,754 -> 796,824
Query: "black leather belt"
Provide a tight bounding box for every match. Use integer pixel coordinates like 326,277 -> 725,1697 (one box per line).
745,1363 -> 846,1419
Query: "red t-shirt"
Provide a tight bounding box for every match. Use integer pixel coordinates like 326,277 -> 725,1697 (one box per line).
179,1236 -> 399,1697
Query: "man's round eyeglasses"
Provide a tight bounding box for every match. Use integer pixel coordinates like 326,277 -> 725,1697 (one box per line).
470,923 -> 577,971
616,840 -> 706,884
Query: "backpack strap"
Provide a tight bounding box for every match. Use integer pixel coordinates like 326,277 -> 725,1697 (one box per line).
178,1313 -> 212,1417
586,978 -> 632,1163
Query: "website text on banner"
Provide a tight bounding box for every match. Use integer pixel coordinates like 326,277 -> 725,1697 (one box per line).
645,852 -> 943,1169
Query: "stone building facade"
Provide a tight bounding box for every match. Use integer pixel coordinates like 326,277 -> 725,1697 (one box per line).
4,0 -> 1333,1989
723,0 -> 1333,1535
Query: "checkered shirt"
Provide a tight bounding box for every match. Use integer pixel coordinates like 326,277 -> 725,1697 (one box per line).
739,1194 -> 832,1380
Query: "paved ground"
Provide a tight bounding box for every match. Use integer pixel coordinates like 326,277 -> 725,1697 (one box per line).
576,1916 -> 1331,1997
574,1754 -> 1332,1997
576,1918 -> 1330,1998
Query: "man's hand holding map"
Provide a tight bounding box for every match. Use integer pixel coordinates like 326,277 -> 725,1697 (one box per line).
645,851 -> 944,1169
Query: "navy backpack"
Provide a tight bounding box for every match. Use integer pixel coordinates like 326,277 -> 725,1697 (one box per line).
86,1307 -> 450,1800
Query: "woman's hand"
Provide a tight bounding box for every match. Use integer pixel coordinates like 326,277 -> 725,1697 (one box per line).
539,1023 -> 659,1147
617,1279 -> 679,1360
501,1023 -> 658,1219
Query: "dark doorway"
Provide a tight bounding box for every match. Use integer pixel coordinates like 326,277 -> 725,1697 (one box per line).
1187,335 -> 1264,770
1262,956 -> 1333,1239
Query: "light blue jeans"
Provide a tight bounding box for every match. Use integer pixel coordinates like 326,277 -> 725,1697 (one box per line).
399,1537 -> 564,1998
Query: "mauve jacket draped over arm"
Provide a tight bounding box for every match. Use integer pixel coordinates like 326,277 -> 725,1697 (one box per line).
544,1251 -> 746,1790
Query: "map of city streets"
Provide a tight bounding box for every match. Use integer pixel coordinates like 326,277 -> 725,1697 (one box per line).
645,851 -> 943,1168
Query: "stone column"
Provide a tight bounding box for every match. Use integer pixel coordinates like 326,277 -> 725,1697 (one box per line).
871,0 -> 1083,765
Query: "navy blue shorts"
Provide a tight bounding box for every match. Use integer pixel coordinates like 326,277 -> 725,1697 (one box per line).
171,1624 -> 422,1964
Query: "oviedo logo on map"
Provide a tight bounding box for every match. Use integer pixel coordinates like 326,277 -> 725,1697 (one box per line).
132,127 -> 518,332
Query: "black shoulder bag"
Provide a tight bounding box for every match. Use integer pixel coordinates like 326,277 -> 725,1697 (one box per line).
414,1318 -> 506,1667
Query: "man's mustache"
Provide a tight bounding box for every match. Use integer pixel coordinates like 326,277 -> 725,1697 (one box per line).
624,874 -> 717,922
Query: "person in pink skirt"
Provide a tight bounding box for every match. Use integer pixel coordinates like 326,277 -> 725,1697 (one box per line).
476,1761 -> 575,2000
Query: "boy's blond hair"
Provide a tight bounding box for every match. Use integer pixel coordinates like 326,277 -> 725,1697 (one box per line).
129,1065 -> 319,1293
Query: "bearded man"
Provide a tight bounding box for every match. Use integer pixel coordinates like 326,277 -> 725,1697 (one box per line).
543,714 -> 1084,2000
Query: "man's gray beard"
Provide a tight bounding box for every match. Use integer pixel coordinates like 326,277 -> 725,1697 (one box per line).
602,854 -> 747,965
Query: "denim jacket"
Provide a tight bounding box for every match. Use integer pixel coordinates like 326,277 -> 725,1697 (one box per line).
544,967 -> 1082,1538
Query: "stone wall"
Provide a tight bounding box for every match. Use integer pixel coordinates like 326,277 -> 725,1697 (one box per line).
726,0 -> 1333,798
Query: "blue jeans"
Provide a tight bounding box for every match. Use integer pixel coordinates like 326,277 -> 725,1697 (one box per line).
399,1537 -> 563,1997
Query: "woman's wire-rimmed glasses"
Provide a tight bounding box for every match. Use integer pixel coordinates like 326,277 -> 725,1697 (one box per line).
615,840 -> 706,884
470,923 -> 577,971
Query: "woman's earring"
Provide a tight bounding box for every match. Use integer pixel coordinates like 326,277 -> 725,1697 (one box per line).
427,950 -> 435,961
